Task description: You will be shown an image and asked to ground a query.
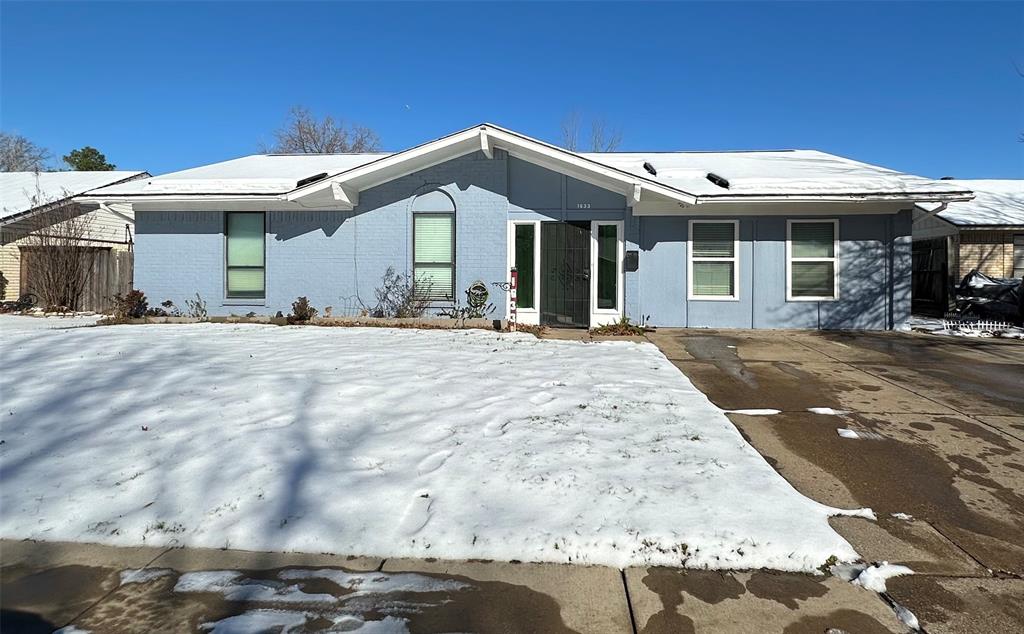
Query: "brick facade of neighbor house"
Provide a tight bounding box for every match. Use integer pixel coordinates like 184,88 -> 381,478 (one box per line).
958,230 -> 1023,280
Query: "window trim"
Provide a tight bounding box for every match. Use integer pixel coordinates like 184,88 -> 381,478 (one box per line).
687,219 -> 739,301
590,220 -> 624,326
786,219 -> 840,302
1013,233 -> 1024,279
224,211 -> 266,301
412,211 -> 456,301
507,219 -> 541,324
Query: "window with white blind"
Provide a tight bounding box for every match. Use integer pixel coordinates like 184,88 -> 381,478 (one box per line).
225,212 -> 265,299
413,213 -> 455,300
688,220 -> 739,300
787,220 -> 839,301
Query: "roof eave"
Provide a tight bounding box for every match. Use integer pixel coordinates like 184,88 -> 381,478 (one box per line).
285,123 -> 699,207
697,191 -> 975,204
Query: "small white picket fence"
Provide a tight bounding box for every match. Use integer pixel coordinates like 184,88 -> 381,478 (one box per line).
941,316 -> 1014,332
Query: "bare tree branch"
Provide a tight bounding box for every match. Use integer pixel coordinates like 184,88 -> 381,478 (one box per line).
590,118 -> 623,152
560,111 -> 623,152
262,106 -> 381,153
1016,60 -> 1024,143
0,132 -> 50,172
560,110 -> 581,151
21,201 -> 98,311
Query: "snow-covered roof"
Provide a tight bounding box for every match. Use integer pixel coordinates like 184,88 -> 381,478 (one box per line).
83,123 -> 971,207
1,171 -> 147,222
917,179 -> 1024,227
89,154 -> 384,196
585,150 -> 972,199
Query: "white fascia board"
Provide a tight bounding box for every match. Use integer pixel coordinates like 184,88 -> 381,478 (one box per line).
287,128 -> 482,201
330,182 -> 359,206
485,128 -> 697,205
633,199 -> 908,216
78,194 -> 285,204
693,191 -> 975,205
480,129 -> 493,159
288,125 -> 698,207
77,194 -> 353,212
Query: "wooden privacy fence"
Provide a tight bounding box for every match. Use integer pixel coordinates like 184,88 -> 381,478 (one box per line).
21,247 -> 133,313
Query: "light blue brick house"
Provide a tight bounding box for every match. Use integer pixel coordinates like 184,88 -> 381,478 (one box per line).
82,124 -> 972,329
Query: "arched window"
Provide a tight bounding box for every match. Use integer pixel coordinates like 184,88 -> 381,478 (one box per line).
411,190 -> 455,300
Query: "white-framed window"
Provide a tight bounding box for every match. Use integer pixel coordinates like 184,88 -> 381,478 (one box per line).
225,212 -> 266,300
787,219 -> 839,301
413,212 -> 455,300
688,220 -> 739,301
506,219 -> 541,325
590,220 -> 624,326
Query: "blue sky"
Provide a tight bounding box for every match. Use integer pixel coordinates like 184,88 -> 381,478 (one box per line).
2,1 -> 1022,177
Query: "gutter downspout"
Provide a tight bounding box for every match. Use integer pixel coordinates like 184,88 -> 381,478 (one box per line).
919,202 -> 948,220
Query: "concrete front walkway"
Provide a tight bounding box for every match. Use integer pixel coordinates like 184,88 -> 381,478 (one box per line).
1,538 -> 908,633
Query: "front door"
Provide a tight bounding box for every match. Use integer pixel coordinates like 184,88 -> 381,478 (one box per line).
540,221 -> 591,328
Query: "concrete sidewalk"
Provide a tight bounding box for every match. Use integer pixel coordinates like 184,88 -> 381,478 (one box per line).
1,538 -> 908,633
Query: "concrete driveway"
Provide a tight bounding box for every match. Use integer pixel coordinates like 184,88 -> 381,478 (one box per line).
646,328 -> 1024,633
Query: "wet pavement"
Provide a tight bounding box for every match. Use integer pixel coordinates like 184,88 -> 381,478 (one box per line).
2,539 -> 908,633
646,328 -> 1024,632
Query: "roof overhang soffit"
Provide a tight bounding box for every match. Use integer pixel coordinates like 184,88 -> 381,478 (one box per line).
285,126 -> 698,207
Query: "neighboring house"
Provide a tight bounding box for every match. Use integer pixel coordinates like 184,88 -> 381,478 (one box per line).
1,171 -> 149,308
81,123 -> 971,330
912,179 -> 1024,314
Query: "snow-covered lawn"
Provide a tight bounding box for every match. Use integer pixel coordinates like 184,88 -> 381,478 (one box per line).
0,317 -> 870,572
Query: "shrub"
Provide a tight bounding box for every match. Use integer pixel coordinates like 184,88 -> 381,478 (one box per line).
160,299 -> 182,317
288,296 -> 318,323
184,293 -> 208,320
591,316 -> 646,336
369,267 -> 430,318
111,289 -> 148,319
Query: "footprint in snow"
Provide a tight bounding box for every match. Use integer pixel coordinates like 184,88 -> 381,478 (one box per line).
417,450 -> 452,475
529,391 -> 556,405
483,420 -> 509,437
397,491 -> 433,536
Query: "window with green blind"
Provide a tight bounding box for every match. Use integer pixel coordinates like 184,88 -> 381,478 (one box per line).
413,213 -> 454,300
788,220 -> 838,300
596,223 -> 618,309
225,212 -> 265,299
514,223 -> 535,309
689,221 -> 737,299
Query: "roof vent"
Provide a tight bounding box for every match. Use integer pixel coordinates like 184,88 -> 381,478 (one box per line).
643,162 -> 657,176
706,172 -> 730,189
940,176 -> 956,180
295,172 -> 328,188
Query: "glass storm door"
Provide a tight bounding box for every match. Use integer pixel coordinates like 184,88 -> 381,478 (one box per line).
540,221 -> 591,328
